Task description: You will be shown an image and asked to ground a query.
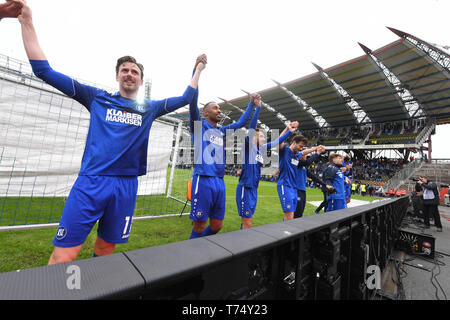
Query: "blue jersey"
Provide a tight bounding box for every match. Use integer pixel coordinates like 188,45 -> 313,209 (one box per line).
296,166 -> 308,191
239,107 -> 292,188
278,145 -> 303,189
30,60 -> 195,176
189,89 -> 254,178
324,163 -> 346,200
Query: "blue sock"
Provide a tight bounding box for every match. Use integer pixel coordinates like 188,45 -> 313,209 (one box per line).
201,226 -> 217,237
240,223 -> 243,230
190,229 -> 203,239
93,253 -> 98,257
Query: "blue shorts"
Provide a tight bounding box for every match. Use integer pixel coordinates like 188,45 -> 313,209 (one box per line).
53,175 -> 138,247
327,198 -> 347,212
277,184 -> 298,213
190,175 -> 226,222
236,183 -> 257,218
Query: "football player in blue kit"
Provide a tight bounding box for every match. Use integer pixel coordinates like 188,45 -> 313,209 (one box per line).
324,153 -> 347,212
294,145 -> 327,218
342,156 -> 353,205
188,63 -> 255,239
14,1 -> 206,264
236,97 -> 298,229
277,135 -> 322,221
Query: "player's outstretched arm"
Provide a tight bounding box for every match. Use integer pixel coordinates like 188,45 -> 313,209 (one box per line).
249,93 -> 261,130
155,56 -> 206,119
265,122 -> 295,150
279,121 -> 298,150
188,55 -> 207,132
307,170 -> 326,187
299,146 -> 319,158
15,1 -> 99,108
224,94 -> 257,131
0,0 -> 23,19
298,145 -> 325,167
16,0 -> 45,60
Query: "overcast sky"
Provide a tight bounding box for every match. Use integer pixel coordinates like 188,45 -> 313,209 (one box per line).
1,0 -> 449,158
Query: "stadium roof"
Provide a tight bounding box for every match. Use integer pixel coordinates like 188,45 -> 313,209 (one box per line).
175,28 -> 450,132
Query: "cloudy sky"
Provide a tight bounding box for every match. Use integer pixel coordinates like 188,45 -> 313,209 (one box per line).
1,0 -> 449,158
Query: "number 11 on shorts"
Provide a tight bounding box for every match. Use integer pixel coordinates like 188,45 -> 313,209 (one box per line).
122,216 -> 132,239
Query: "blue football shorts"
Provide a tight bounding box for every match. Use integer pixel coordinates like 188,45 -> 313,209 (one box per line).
277,184 -> 298,213
53,175 -> 138,247
236,183 -> 258,219
190,174 -> 226,222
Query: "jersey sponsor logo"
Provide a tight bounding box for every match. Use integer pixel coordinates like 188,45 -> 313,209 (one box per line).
255,154 -> 264,164
56,226 -> 67,240
291,159 -> 299,166
105,109 -> 142,127
209,135 -> 223,146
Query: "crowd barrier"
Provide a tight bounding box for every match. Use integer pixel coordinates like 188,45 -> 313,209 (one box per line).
0,197 -> 409,300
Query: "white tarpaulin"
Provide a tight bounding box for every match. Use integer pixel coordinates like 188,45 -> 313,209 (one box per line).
0,78 -> 173,197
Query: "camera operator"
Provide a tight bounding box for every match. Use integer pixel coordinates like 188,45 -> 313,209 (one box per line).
417,175 -> 443,232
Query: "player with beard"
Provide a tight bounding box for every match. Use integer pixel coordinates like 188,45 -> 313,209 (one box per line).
188,63 -> 255,238
12,0 -> 205,264
277,135 -> 321,221
236,97 -> 298,229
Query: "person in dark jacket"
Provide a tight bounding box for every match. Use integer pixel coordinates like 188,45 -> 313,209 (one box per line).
418,176 -> 442,232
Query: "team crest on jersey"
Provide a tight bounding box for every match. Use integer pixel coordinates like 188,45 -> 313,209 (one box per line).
56,226 -> 67,240
291,159 -> 299,166
135,103 -> 146,112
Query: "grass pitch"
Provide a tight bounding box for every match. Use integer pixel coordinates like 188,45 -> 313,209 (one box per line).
0,174 -> 379,273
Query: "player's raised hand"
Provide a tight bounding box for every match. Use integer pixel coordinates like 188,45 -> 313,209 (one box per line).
288,121 -> 299,132
0,0 -> 23,19
250,93 -> 261,107
195,54 -> 207,71
14,0 -> 31,24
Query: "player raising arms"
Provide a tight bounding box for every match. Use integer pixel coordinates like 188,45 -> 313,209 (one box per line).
324,153 -> 347,212
0,0 -> 23,20
236,96 -> 297,229
294,145 -> 328,218
277,134 -> 321,221
13,1 -> 205,264
188,70 -> 255,239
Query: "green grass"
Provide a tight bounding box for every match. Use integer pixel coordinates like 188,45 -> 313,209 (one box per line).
0,174 -> 380,274
0,168 -> 193,226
